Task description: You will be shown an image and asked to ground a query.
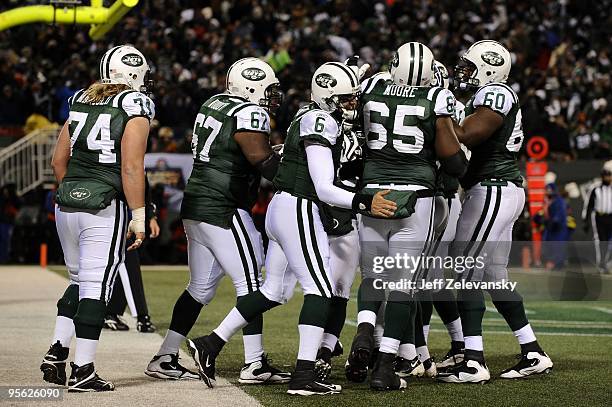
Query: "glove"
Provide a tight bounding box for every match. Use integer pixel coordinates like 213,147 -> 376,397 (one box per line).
344,55 -> 370,81
272,143 -> 284,156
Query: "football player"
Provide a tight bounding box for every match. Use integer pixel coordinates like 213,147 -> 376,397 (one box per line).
145,57 -> 290,384
437,40 -> 553,383
186,62 -> 397,396
416,60 -> 467,374
41,45 -> 154,392
347,42 -> 468,391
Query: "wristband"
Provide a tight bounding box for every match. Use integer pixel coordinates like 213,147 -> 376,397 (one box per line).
351,193 -> 373,214
129,207 -> 146,234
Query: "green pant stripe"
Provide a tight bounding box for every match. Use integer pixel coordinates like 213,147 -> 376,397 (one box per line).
412,197 -> 436,283
466,186 -> 502,281
234,213 -> 260,289
296,198 -> 326,296
463,186 -> 492,257
100,200 -> 121,302
230,219 -> 253,293
306,200 -> 333,294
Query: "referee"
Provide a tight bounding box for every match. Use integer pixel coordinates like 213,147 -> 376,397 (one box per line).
583,162 -> 612,273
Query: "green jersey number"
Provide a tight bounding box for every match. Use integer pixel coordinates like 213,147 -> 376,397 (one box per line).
314,116 -> 325,133
250,111 -> 268,130
364,101 -> 425,154
192,113 -> 223,162
68,111 -> 116,164
134,97 -> 153,117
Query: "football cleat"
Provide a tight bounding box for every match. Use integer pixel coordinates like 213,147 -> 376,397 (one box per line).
422,358 -> 438,378
345,324 -> 374,383
145,353 -> 200,380
40,341 -> 69,385
394,356 -> 425,378
239,354 -> 291,384
103,314 -> 129,331
187,337 -> 217,388
436,344 -> 465,371
500,352 -> 553,379
331,341 -> 344,358
314,358 -> 332,383
137,315 -> 157,333
436,359 -> 490,384
67,362 -> 115,392
287,369 -> 341,396
370,352 -> 408,391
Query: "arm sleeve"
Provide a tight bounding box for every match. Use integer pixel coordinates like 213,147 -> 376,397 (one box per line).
121,92 -> 156,121
473,84 -> 515,116
305,144 -> 355,209
235,105 -> 271,134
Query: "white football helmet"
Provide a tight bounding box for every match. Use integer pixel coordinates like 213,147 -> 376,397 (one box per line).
226,57 -> 282,112
454,40 -> 511,90
389,42 -> 435,87
431,60 -> 450,89
100,45 -> 152,93
311,62 -> 360,120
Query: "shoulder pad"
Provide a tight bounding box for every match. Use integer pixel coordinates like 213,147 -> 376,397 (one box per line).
118,91 -> 156,121
235,104 -> 270,134
299,110 -> 340,146
473,83 -> 517,116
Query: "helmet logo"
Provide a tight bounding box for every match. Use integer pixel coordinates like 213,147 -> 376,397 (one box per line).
481,51 -> 504,67
391,52 -> 399,67
314,73 -> 337,88
241,68 -> 266,81
121,53 -> 144,67
69,187 -> 91,201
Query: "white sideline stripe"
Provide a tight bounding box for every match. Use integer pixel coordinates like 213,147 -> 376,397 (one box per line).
486,306 -> 534,314
591,306 -> 612,315
344,320 -> 612,337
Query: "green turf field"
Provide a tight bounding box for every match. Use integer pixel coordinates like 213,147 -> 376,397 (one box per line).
137,267 -> 612,407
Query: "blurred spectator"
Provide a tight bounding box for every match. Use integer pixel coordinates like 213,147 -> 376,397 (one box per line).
0,0 -> 608,157
0,184 -> 20,263
536,183 -> 571,270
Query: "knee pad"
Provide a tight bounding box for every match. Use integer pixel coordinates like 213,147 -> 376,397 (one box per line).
73,298 -> 106,340
57,284 -> 79,318
186,282 -> 217,305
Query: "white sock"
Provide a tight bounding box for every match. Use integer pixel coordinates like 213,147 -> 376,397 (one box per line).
417,345 -> 430,362
297,325 -> 324,361
379,337 -> 400,355
52,316 -> 74,347
243,334 -> 264,364
213,308 -> 248,342
446,318 -> 464,342
157,329 -> 185,356
513,324 -> 537,345
464,335 -> 483,351
74,338 -> 98,366
423,324 -> 430,343
357,310 -> 377,326
398,343 -> 417,359
374,323 -> 384,347
320,333 -> 338,351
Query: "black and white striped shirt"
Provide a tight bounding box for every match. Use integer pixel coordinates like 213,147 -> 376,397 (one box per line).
584,183 -> 612,218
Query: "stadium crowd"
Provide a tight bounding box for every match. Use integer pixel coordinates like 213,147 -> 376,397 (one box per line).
0,0 -> 610,159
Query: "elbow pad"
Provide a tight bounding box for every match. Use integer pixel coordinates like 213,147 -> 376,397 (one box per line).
440,149 -> 468,178
256,152 -> 281,181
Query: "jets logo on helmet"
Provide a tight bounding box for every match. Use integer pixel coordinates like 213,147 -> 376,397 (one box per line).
227,57 -> 282,113
481,51 -> 504,66
99,45 -> 153,94
121,54 -> 144,67
389,42 -> 435,87
453,40 -> 511,90
241,67 -> 266,81
432,60 -> 450,89
311,62 -> 360,121
314,73 -> 338,88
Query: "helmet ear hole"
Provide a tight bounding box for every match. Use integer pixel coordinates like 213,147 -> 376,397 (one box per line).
486,71 -> 492,76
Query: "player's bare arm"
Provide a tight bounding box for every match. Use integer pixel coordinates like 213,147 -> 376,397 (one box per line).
435,116 -> 468,177
50,121 -> 71,183
234,130 -> 280,181
122,116 -> 149,250
454,106 -> 503,148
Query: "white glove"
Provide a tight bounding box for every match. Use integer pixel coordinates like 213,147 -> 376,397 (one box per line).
272,143 -> 284,156
344,55 -> 370,81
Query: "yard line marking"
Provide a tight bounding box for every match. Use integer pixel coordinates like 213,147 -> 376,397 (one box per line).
590,306 -> 612,315
344,320 -> 612,337
427,314 -> 612,328
486,306 -> 534,314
